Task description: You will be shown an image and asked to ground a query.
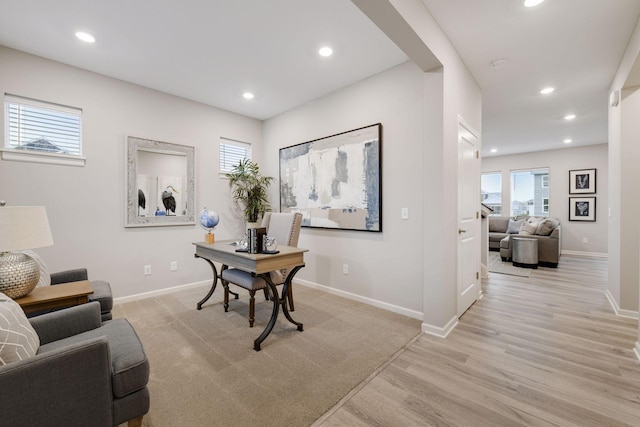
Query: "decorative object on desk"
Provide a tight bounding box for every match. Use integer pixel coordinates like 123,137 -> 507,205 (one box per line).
569,196 -> 596,221
225,158 -> 274,223
279,123 -> 382,232
0,203 -> 54,299
247,227 -> 267,254
569,168 -> 596,194
199,208 -> 220,243
264,236 -> 278,253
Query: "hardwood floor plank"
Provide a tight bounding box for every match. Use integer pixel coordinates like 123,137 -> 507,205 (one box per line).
317,256 -> 640,427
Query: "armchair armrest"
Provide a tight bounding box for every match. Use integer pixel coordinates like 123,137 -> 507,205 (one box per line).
29,302 -> 102,344
0,336 -> 113,427
50,268 -> 88,285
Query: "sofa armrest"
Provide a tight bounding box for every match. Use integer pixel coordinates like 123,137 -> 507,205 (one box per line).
50,268 -> 88,285
0,336 -> 113,427
29,302 -> 102,344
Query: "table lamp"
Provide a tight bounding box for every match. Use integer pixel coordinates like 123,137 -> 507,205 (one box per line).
0,204 -> 54,299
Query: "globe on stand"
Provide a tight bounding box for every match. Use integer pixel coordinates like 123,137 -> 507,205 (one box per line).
199,208 -> 219,244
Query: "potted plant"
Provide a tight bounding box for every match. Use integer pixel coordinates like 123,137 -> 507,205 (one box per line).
225,159 -> 275,225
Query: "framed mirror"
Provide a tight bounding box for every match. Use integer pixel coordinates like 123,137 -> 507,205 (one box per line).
125,136 -> 195,227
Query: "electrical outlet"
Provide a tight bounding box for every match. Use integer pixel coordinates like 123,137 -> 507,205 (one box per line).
342,264 -> 349,275
144,265 -> 151,276
170,261 -> 178,271
401,207 -> 409,220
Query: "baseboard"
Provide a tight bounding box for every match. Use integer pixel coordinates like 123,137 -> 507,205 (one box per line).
294,278 -> 423,320
421,315 -> 458,339
113,280 -> 211,304
604,289 -> 639,319
561,250 -> 608,258
634,342 -> 640,362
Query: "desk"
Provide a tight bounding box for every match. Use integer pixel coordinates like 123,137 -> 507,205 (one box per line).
15,280 -> 94,315
193,240 -> 308,351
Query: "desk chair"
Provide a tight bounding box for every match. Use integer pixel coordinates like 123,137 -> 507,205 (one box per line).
221,212 -> 303,326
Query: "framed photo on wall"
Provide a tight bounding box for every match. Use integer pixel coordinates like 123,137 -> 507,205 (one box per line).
569,168 -> 596,194
569,197 -> 596,222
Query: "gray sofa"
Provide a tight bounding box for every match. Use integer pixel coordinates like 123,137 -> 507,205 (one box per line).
0,302 -> 150,426
489,216 -> 561,267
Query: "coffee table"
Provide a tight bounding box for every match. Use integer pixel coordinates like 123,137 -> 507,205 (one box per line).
15,280 -> 94,315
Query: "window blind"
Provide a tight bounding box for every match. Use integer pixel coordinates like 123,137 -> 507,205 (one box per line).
4,94 -> 82,156
220,138 -> 251,173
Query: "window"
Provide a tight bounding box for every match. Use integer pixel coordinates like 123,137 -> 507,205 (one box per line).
220,137 -> 251,174
3,94 -> 84,166
510,168 -> 550,217
481,172 -> 502,215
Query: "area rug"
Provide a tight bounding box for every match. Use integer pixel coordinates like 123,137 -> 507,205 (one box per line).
488,251 -> 531,278
113,284 -> 421,427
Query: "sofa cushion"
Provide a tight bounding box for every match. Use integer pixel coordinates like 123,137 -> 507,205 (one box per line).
38,318 -> 149,398
536,218 -> 560,236
507,219 -> 524,234
519,220 -> 538,235
489,217 -> 510,233
0,292 -> 40,365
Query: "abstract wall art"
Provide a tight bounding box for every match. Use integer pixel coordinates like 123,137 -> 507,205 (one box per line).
279,123 -> 382,232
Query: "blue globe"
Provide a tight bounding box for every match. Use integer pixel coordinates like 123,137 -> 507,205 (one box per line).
199,208 -> 219,231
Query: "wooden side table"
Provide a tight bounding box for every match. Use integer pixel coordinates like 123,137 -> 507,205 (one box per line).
15,280 -> 94,315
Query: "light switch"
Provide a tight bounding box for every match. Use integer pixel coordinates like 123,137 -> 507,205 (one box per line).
401,207 -> 409,220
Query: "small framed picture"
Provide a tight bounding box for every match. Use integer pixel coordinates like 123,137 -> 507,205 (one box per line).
569,169 -> 596,194
569,197 -> 596,222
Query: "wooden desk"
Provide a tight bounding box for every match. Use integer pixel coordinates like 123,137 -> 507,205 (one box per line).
194,240 -> 308,351
15,280 -> 94,315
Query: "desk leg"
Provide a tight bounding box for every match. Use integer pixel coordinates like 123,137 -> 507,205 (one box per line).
280,265 -> 304,332
195,254 -> 218,310
254,280 -> 279,351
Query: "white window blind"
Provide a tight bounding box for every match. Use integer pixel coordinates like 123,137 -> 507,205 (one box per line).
220,138 -> 251,173
4,94 -> 82,156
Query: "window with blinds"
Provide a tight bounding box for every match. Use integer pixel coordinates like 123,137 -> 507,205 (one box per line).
4,94 -> 83,158
220,137 -> 251,174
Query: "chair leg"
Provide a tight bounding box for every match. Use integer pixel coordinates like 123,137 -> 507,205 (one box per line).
128,416 -> 144,427
263,287 -> 270,301
223,282 -> 229,312
249,290 -> 256,327
287,285 -> 294,311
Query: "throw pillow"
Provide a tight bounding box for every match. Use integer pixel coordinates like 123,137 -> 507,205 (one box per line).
0,292 -> 40,365
536,218 -> 559,236
507,219 -> 524,234
19,250 -> 50,288
519,220 -> 538,235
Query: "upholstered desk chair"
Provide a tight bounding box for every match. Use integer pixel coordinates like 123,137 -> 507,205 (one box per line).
220,212 -> 303,327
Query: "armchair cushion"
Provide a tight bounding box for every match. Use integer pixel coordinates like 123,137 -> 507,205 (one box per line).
0,292 -> 40,365
30,302 -> 102,344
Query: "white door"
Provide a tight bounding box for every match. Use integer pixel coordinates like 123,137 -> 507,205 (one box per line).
457,118 -> 480,316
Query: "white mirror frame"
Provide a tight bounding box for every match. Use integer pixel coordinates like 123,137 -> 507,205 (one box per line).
125,136 -> 195,227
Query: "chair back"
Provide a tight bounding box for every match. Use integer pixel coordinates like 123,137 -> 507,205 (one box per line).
261,212 -> 302,248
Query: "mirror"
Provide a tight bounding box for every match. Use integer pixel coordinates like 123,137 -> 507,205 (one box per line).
125,136 -> 195,227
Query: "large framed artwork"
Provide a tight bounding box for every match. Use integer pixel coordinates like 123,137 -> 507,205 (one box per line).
569,197 -> 596,222
569,168 -> 596,194
279,123 -> 382,232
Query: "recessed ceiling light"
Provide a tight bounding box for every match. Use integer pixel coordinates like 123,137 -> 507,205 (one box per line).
490,148 -> 498,153
318,46 -> 333,57
564,114 -> 576,120
524,0 -> 545,7
242,92 -> 254,100
540,87 -> 555,95
563,139 -> 572,144
75,31 -> 96,43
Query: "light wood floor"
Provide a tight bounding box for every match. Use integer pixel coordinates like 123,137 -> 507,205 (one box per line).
316,255 -> 640,426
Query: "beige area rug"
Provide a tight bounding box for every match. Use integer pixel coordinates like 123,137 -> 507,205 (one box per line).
113,284 -> 421,427
488,251 -> 531,278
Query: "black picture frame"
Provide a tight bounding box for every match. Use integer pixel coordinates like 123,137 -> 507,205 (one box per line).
279,123 -> 382,232
569,197 -> 596,222
569,168 -> 596,194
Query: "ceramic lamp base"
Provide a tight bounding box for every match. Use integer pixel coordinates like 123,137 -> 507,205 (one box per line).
0,252 -> 39,299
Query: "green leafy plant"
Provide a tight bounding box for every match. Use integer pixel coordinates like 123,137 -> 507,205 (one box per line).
225,159 -> 274,223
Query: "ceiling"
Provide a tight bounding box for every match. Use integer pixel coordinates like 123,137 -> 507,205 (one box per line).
0,1 -> 639,158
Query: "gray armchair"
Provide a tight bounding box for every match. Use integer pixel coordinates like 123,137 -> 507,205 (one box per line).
0,302 -> 150,427
51,268 -> 113,321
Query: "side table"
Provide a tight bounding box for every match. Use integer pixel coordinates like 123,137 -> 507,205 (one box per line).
512,237 -> 538,269
15,280 -> 94,315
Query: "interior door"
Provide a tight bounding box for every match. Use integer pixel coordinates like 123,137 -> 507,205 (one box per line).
457,118 -> 480,316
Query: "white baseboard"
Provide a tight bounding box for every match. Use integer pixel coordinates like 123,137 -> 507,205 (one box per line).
113,280 -> 211,305
422,315 -> 458,338
634,342 -> 640,362
294,278 -> 423,320
604,289 -> 639,319
561,250 -> 608,258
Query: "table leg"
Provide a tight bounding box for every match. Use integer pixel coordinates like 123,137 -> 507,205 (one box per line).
195,255 -> 218,310
253,280 -> 279,351
280,265 -> 303,331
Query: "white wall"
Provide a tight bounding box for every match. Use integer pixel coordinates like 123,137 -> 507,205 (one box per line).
482,144 -> 609,256
0,46 -> 262,298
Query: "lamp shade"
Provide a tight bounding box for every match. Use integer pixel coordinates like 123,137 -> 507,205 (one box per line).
0,206 -> 54,252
